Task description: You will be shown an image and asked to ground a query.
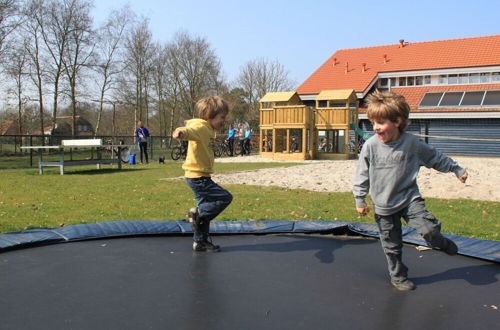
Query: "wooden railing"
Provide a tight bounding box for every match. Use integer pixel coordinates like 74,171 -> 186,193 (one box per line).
315,109 -> 355,125
260,106 -> 312,126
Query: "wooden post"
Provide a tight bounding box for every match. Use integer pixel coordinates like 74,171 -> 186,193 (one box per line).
272,128 -> 276,156
286,129 -> 290,153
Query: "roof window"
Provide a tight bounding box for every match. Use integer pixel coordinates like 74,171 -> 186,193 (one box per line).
419,90 -> 500,107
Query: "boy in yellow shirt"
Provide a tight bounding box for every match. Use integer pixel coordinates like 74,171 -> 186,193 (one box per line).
172,96 -> 233,252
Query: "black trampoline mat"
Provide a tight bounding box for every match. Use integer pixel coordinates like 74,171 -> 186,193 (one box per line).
1,234 -> 498,330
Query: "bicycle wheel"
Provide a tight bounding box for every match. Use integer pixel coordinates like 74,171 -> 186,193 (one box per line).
119,147 -> 130,163
223,144 -> 231,157
171,147 -> 182,161
214,144 -> 222,158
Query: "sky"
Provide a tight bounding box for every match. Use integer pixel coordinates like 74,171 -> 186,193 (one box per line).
92,0 -> 499,87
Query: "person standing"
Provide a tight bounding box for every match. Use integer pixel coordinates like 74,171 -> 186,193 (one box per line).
227,124 -> 236,156
135,121 -> 150,164
237,123 -> 245,156
352,90 -> 468,291
244,125 -> 252,155
172,96 -> 233,252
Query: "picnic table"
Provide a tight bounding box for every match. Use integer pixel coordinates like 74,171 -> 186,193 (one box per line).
21,139 -> 133,175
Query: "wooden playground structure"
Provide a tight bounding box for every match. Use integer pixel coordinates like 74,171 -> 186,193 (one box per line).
259,89 -> 361,160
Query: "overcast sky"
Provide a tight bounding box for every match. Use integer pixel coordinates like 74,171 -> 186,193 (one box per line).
84,0 -> 500,87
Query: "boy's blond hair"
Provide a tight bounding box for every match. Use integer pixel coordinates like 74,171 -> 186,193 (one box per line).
197,96 -> 229,120
366,90 -> 410,131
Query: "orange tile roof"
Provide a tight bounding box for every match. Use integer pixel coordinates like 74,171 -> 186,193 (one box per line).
297,35 -> 500,95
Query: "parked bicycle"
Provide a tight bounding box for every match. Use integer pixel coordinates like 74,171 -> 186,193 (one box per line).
102,139 -> 130,163
171,140 -> 188,160
348,138 -> 365,153
215,138 -> 234,157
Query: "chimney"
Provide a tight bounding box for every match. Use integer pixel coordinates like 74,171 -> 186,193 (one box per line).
399,39 -> 405,48
362,63 -> 367,72
332,57 -> 337,67
383,54 -> 388,64
345,62 -> 349,74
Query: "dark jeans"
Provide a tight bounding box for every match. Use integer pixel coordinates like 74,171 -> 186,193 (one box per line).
239,139 -> 245,156
244,138 -> 250,155
186,177 -> 233,242
139,142 -> 148,163
375,198 -> 448,282
228,138 -> 234,156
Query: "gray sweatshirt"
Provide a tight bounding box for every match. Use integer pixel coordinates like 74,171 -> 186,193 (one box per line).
352,132 -> 466,216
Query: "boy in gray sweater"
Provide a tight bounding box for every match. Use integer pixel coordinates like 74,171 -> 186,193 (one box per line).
353,90 -> 468,291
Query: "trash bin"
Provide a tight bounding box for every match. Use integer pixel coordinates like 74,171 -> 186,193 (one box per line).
129,153 -> 136,165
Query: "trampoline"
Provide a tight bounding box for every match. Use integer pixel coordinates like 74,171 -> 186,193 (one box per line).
0,220 -> 498,330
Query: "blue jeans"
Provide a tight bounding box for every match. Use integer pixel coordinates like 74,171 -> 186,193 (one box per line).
375,198 -> 447,282
186,177 -> 233,241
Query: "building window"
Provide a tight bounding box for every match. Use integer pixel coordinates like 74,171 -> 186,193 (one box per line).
419,90 -> 500,107
399,77 -> 406,86
318,100 -> 327,107
424,75 -> 431,84
458,73 -> 468,84
380,78 -> 388,87
469,73 -> 480,84
407,77 -> 414,86
448,74 -> 458,84
420,92 -> 443,106
390,78 -> 397,86
415,76 -> 423,85
492,72 -> 500,82
439,75 -> 447,84
461,91 -> 485,106
440,92 -> 463,106
483,90 -> 500,106
480,73 -> 491,83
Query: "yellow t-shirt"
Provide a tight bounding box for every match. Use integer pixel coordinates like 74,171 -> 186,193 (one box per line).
176,119 -> 216,178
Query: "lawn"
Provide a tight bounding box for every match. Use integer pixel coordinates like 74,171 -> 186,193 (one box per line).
0,161 -> 498,241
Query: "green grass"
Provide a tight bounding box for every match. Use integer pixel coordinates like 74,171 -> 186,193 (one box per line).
0,161 -> 498,241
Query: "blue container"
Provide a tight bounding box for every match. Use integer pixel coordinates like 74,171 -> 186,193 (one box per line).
129,153 -> 136,165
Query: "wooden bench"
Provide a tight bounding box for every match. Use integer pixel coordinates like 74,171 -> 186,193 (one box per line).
22,139 -> 128,175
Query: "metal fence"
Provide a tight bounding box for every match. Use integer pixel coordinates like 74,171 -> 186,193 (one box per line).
0,134 -> 174,169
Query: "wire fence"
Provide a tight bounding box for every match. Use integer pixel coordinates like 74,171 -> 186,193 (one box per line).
0,134 -> 175,169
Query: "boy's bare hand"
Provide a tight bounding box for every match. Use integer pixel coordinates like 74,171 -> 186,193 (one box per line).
172,130 -> 183,139
356,206 -> 370,216
458,171 -> 468,183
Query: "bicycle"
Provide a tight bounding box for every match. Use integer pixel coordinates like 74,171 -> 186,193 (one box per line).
348,138 -> 365,153
171,141 -> 188,160
216,138 -> 233,157
102,139 -> 130,163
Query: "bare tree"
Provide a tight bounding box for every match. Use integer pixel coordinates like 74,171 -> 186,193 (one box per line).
172,30 -> 223,119
92,6 -> 132,136
236,58 -> 295,121
5,38 -> 29,135
36,0 -> 81,134
0,0 -> 21,56
60,0 -> 94,136
122,17 -> 154,131
150,42 -> 169,136
163,42 -> 183,137
21,0 -> 47,139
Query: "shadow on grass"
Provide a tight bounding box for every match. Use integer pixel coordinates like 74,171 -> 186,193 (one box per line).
22,168 -> 147,176
64,168 -> 146,175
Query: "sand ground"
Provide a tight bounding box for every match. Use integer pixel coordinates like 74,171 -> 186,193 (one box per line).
210,155 -> 500,202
